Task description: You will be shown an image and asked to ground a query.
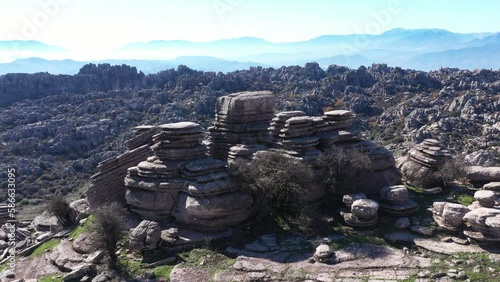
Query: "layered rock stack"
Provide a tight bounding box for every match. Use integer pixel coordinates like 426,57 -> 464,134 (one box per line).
341,194 -> 379,227
227,144 -> 265,167
397,139 -> 452,188
173,156 -> 255,231
379,185 -> 419,216
268,111 -> 306,141
272,116 -> 321,161
124,122 -> 255,231
463,208 -> 500,241
125,122 -> 204,220
87,126 -> 154,209
432,202 -> 470,232
206,91 -> 276,160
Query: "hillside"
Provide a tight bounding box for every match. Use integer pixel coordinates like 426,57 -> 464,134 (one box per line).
0,62 -> 499,207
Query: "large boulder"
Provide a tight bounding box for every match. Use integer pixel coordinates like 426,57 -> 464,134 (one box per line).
467,166 -> 500,184
129,220 -> 161,252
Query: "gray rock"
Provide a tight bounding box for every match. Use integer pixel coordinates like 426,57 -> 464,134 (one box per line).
342,193 -> 367,207
395,217 -> 411,229
129,220 -> 161,251
314,244 -> 333,263
474,190 -> 497,208
63,263 -> 96,282
350,199 -> 379,219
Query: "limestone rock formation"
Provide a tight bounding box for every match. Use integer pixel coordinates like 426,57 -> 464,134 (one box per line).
129,220 -> 161,251
124,121 -> 256,231
379,185 -> 419,216
466,166 -> 500,185
341,196 -> 379,227
432,202 -> 470,231
463,208 -> 500,241
397,139 -> 452,188
87,125 -> 155,208
206,91 -> 276,160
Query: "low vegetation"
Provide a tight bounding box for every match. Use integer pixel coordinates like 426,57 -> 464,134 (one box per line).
318,146 -> 373,195
46,196 -> 74,227
30,239 -> 61,258
90,202 -> 128,268
238,152 -> 314,230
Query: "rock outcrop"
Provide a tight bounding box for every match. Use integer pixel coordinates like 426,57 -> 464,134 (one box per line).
379,185 -> 419,216
124,121 -> 255,231
397,139 -> 452,188
206,91 -> 276,160
463,208 -> 500,241
432,202 -> 470,232
341,195 -> 379,227
87,126 -> 154,209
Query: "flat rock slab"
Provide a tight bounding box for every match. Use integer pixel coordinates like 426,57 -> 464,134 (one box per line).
216,243 -> 431,282
170,265 -> 211,282
414,238 -> 491,254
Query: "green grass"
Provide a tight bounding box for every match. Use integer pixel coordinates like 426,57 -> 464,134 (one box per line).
178,248 -> 236,280
38,274 -> 64,282
153,265 -> 175,279
455,194 -> 475,206
30,239 -> 61,258
329,227 -> 387,250
427,252 -> 500,281
69,215 -> 94,240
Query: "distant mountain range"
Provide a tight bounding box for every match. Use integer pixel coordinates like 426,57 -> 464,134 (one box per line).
1,28 -> 499,74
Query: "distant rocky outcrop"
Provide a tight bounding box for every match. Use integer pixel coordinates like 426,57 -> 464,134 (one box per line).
0,64 -> 146,107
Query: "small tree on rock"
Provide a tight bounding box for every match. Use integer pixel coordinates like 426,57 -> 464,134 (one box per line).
90,202 -> 128,268
47,196 -> 74,227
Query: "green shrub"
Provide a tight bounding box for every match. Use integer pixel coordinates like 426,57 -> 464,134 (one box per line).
238,151 -> 314,224
46,196 -> 74,227
318,146 -> 373,195
90,202 -> 128,268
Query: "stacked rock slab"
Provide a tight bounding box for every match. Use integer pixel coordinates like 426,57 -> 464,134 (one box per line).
227,144 -> 266,167
273,116 -> 321,161
432,202 -> 470,232
87,126 -> 154,209
341,194 -> 379,227
125,122 -> 204,220
268,111 -> 306,141
463,208 -> 500,241
397,139 -> 452,188
125,122 -> 255,231
379,185 -> 419,216
206,91 -> 276,161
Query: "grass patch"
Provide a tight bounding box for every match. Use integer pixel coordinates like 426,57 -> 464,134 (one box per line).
69,215 -> 94,240
153,265 -> 175,279
38,274 -> 64,282
30,239 -> 61,257
427,252 -> 500,281
329,227 -> 387,250
455,194 -> 475,206
178,248 -> 236,275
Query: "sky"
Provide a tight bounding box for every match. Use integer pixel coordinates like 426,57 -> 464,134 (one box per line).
0,0 -> 499,60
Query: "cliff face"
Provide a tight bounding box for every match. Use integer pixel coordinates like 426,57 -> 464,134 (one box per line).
0,64 -> 146,107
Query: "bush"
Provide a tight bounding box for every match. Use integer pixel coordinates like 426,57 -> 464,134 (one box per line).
435,157 -> 467,186
90,202 -> 128,268
238,151 -> 314,223
318,146 -> 373,195
47,196 -> 74,227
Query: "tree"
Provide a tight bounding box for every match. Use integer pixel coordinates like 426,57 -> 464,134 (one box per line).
47,196 -> 74,227
237,151 -> 314,223
318,146 -> 373,195
90,202 -> 128,268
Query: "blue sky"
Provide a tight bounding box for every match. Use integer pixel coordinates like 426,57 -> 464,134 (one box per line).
1,0 -> 499,53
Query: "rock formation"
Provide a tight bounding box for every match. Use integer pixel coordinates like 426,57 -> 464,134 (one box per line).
397,139 -> 452,188
432,202 -> 470,232
379,185 -> 419,216
124,122 -> 255,231
463,208 -> 500,241
341,195 -> 379,227
206,91 -> 276,160
87,126 -> 154,209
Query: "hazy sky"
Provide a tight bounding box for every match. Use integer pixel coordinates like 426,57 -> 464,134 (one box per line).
1,0 -> 499,50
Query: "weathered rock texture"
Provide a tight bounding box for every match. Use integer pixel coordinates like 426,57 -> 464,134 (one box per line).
124,121 -> 255,231
86,126 -> 154,209
206,91 -> 276,160
341,194 -> 379,227
379,185 -> 419,216
397,139 -> 452,188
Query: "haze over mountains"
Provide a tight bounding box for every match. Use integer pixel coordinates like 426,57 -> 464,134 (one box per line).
0,28 -> 499,75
